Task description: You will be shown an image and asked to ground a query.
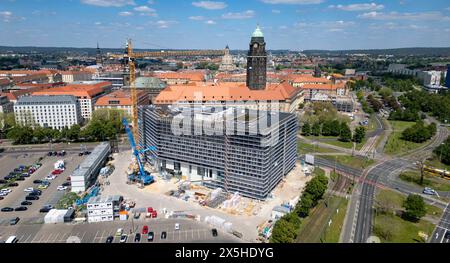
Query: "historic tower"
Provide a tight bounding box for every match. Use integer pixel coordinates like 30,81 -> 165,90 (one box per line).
96,42 -> 103,67
246,25 -> 267,90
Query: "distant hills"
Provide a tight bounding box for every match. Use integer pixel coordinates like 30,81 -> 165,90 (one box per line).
1,46 -> 450,57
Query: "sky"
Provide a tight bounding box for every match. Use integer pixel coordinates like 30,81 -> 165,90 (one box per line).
1,0 -> 450,50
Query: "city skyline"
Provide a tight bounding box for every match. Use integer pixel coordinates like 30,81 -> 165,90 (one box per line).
1,0 -> 450,50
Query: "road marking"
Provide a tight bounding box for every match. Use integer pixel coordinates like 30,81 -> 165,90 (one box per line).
439,229 -> 447,243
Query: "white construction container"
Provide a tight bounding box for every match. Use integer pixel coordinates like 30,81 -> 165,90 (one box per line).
44,209 -> 68,224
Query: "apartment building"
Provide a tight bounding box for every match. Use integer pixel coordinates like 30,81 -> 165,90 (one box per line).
14,95 -> 81,129
0,95 -> 13,114
94,89 -> 148,118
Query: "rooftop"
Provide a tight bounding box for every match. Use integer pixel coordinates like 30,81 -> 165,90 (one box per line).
32,81 -> 111,98
16,95 -> 78,105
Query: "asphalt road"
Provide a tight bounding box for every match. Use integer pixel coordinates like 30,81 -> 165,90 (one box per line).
0,218 -> 240,243
430,203 -> 450,243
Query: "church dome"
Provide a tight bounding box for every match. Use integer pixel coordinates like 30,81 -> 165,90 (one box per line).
252,25 -> 264,38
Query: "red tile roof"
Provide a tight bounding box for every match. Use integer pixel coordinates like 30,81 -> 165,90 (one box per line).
32,82 -> 111,99
95,90 -> 145,106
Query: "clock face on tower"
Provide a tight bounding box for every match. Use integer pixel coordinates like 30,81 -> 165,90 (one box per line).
253,43 -> 258,49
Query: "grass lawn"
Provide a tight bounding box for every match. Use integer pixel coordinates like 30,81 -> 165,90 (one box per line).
322,139 -> 354,149
322,197 -> 349,243
398,171 -> 450,192
297,141 -> 339,154
384,121 -> 428,155
373,214 -> 436,243
322,155 -> 375,170
296,195 -> 348,243
374,189 -> 443,242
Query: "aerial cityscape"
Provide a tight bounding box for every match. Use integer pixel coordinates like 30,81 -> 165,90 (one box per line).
1,0 -> 450,247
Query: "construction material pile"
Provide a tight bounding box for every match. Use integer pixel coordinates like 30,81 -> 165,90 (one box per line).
204,215 -> 233,233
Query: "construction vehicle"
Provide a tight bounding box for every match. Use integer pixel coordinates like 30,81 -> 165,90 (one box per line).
122,118 -> 155,186
75,185 -> 100,206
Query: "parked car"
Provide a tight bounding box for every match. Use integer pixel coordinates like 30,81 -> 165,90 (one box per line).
0,197 -> 3,200
33,180 -> 43,184
147,232 -> 154,242
211,228 -> 218,237
20,201 -> 32,206
445,231 -> 450,240
175,223 -> 180,231
24,187 -> 34,192
31,190 -> 42,195
115,228 -> 123,237
14,206 -> 27,211
47,152 -> 53,156
423,187 -> 437,196
142,225 -> 149,235
1,207 -> 14,212
133,212 -> 141,219
105,236 -> 114,243
52,169 -> 63,175
120,234 -> 128,243
0,179 -> 6,184
15,176 -> 25,181
38,185 -> 48,190
39,207 -> 51,213
25,196 -> 39,201
1,189 -> 11,194
62,182 -> 71,187
8,182 -> 18,187
21,173 -> 30,177
57,186 -> 67,191
161,231 -> 167,239
10,217 -> 19,225
134,233 -> 141,243
78,152 -> 84,156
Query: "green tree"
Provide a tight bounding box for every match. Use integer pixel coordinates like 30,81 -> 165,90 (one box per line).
7,126 -> 34,144
311,122 -> 321,136
353,126 -> 366,143
67,124 -> 81,141
270,217 -> 297,243
403,194 -> 426,221
295,193 -> 313,218
434,136 -> 450,165
301,122 -> 311,136
339,122 -> 352,142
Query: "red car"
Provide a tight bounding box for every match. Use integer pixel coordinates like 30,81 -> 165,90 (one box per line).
142,225 -> 148,235
147,207 -> 153,213
151,211 -> 157,218
51,169 -> 63,175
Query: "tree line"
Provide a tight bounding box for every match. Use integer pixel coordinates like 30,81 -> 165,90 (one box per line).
302,120 -> 366,143
434,136 -> 450,165
401,121 -> 436,143
270,171 -> 329,243
5,109 -> 128,144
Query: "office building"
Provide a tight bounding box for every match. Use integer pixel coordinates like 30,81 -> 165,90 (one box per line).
446,64 -> 450,88
14,95 -> 81,130
94,89 -> 148,118
0,95 -> 13,114
139,106 -> 298,200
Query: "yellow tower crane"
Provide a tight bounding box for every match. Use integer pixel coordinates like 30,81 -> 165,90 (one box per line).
110,39 -> 226,141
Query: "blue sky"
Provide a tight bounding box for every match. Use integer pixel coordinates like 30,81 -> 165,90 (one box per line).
1,0 -> 450,50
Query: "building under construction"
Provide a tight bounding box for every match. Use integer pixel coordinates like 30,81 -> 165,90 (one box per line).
138,105 -> 297,200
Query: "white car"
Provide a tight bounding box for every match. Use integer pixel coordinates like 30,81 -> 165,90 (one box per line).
120,234 -> 128,243
1,189 -> 11,194
0,192 -> 7,197
57,186 -> 67,191
24,187 -> 34,192
175,223 -> 180,231
45,175 -> 56,180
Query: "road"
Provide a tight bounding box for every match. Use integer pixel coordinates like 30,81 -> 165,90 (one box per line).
430,203 -> 450,243
0,218 -> 240,243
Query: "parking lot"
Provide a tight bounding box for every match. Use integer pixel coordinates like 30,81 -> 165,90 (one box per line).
0,218 -> 240,243
0,151 -> 86,224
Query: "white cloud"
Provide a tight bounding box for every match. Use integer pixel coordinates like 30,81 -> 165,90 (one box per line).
118,11 -> 133,16
222,10 -> 255,19
153,20 -> 178,28
329,3 -> 384,11
261,0 -> 324,4
272,9 -> 281,14
0,11 -> 13,22
134,6 -> 155,13
279,25 -> 288,29
80,0 -> 135,7
192,1 -> 227,10
189,16 -> 205,20
205,20 -> 216,24
94,21 -> 102,25
358,11 -> 450,21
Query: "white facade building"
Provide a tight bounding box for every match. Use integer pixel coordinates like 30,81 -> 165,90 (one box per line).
87,195 -> 122,223
14,95 -> 81,130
